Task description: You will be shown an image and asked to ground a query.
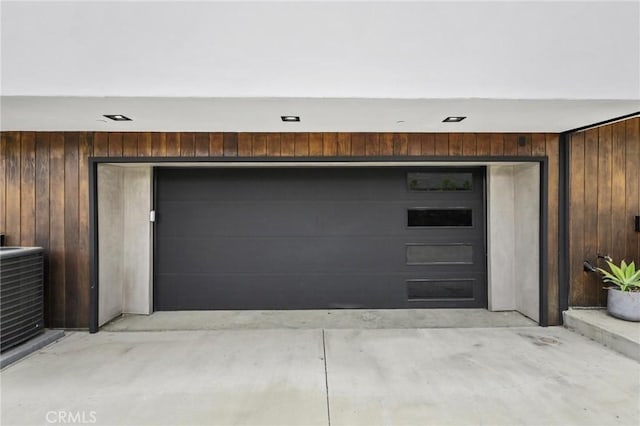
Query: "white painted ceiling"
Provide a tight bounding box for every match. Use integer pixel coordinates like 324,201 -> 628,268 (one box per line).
1,1 -> 639,132
2,96 -> 639,132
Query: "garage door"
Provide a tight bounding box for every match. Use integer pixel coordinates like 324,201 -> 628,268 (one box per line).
154,167 -> 486,310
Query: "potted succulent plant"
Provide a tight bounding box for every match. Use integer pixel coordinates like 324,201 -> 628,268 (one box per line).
597,259 -> 640,321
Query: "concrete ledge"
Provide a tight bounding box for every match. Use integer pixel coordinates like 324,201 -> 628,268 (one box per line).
563,308 -> 640,362
1,330 -> 66,369
102,309 -> 537,331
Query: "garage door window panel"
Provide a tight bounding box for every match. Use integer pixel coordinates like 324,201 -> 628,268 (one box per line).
407,172 -> 473,191
407,208 -> 473,227
407,279 -> 475,300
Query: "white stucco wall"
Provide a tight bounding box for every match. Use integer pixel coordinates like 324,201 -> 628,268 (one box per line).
98,165 -> 124,326
3,2 -> 638,100
98,165 -> 153,326
487,164 -> 540,322
514,164 -> 541,322
123,167 -> 153,315
487,166 -> 516,311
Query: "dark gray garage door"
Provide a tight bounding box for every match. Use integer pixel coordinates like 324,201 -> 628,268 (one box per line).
154,167 -> 486,310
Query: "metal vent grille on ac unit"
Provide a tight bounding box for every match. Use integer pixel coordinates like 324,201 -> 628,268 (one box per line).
1,247 -> 45,352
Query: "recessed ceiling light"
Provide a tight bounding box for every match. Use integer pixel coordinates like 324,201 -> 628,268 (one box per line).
281,115 -> 300,122
103,114 -> 132,121
442,116 -> 466,123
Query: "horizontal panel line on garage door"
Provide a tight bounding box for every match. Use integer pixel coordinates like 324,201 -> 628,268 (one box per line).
159,198 -> 480,204
408,299 -> 475,303
156,236 -> 485,240
156,272 -> 487,277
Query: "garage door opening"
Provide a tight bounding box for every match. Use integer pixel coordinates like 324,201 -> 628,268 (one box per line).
93,161 -> 543,330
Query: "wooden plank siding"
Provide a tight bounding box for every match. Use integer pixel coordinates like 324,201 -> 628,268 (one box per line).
322,133 -> 337,156
626,119 -> 640,270
0,130 -> 570,328
34,133 -> 51,322
237,133 -> 252,157
309,133 -> 323,156
421,134 -> 436,156
20,132 -> 36,246
294,133 -> 309,156
63,133 -> 80,328
351,133 -> 365,156
266,133 -> 281,157
151,133 -> 167,157
545,134 -> 560,325
77,133 -> 92,327
138,133 -> 152,157
281,134 -> 295,156
49,133 -> 66,327
568,117 -> 640,306
122,133 -> 137,157
180,133 -> 195,157
5,132 -> 21,247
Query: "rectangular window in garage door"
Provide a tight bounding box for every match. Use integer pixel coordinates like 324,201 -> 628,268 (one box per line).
403,168 -> 486,307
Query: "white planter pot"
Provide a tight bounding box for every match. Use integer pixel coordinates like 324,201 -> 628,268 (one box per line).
607,288 -> 640,322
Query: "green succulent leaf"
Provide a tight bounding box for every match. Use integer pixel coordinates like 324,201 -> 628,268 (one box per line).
597,259 -> 640,292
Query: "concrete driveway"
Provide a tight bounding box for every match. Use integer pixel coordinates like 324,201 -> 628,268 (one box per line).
1,327 -> 639,426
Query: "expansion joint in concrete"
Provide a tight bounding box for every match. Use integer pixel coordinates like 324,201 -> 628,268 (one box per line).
322,329 -> 331,426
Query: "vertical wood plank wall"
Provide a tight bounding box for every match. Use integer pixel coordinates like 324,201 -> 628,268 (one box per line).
569,117 -> 640,306
1,131 -> 559,328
